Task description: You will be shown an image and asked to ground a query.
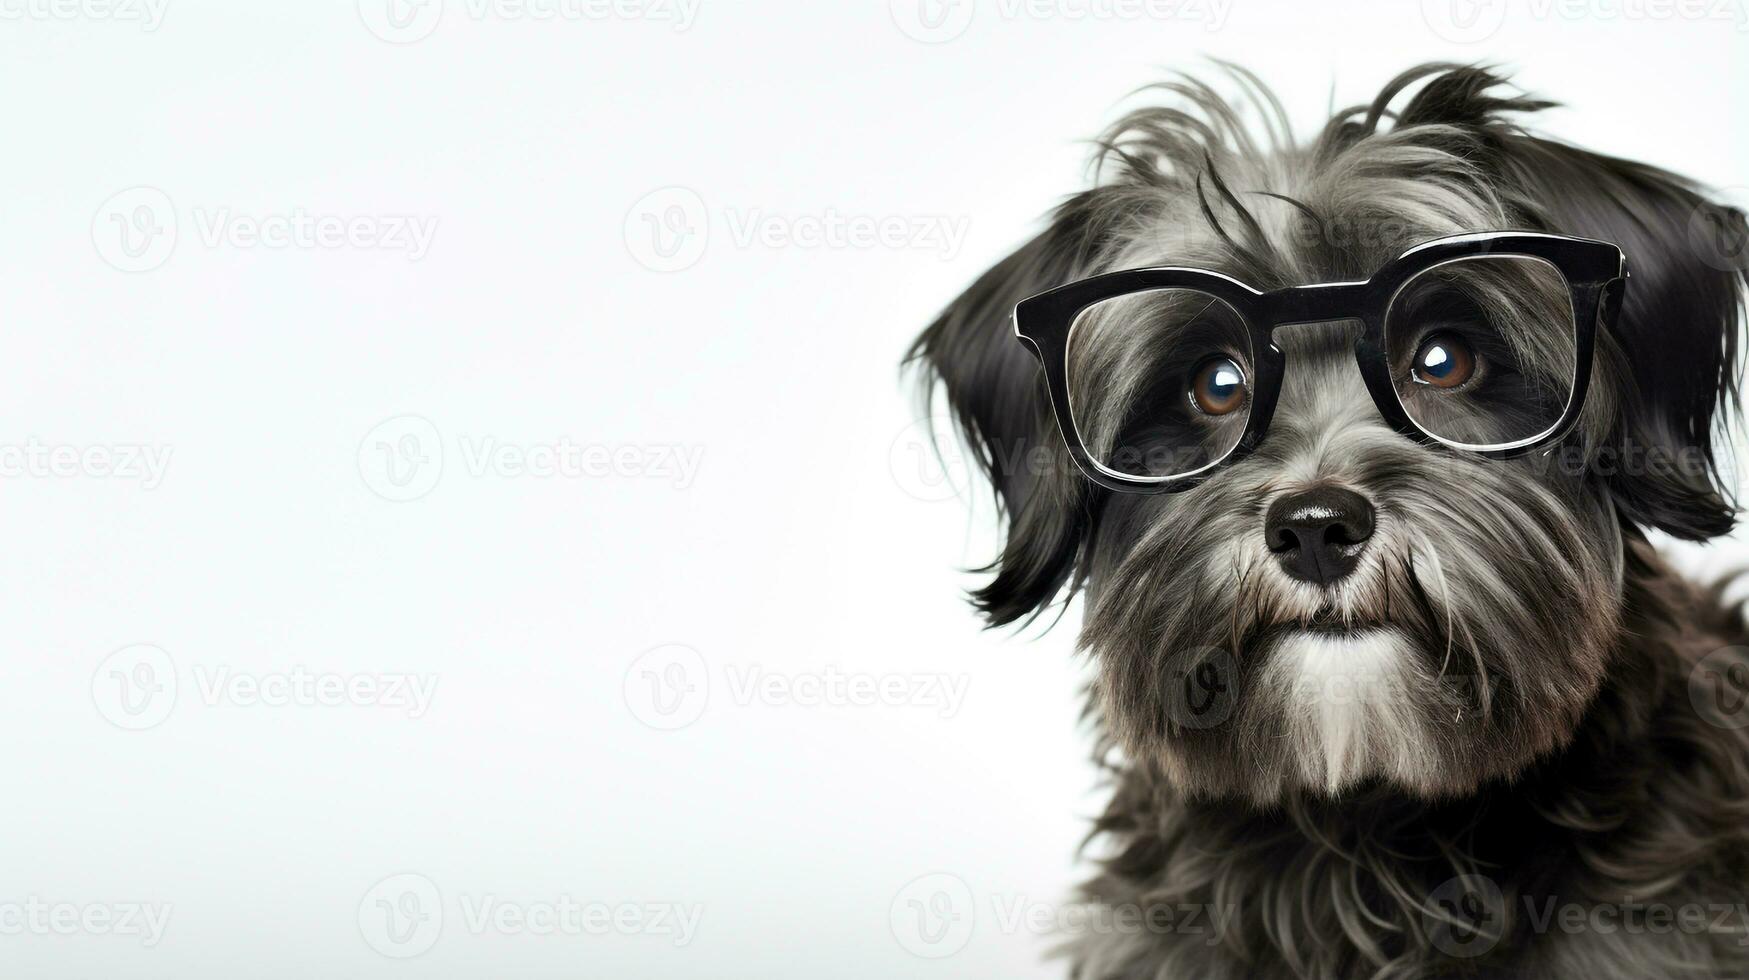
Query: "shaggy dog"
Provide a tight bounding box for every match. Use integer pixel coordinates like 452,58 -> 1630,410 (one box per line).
909,64 -> 1749,978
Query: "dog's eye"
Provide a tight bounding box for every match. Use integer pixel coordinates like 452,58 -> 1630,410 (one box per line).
1410,333 -> 1476,390
1189,355 -> 1248,416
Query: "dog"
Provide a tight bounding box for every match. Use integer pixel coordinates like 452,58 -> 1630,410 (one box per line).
909,64 -> 1749,978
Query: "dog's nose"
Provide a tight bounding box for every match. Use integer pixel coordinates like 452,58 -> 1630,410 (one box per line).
1264,486 -> 1375,586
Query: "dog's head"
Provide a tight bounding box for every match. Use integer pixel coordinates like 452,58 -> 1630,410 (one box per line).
910,65 -> 1746,803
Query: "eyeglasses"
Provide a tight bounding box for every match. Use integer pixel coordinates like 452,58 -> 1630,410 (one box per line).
1011,232 -> 1628,494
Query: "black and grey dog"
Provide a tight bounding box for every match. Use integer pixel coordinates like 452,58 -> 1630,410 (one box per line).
910,65 -> 1749,978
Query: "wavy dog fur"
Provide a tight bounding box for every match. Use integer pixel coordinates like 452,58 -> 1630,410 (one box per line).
908,64 -> 1749,978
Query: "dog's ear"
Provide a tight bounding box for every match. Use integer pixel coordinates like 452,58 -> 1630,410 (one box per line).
907,193 -> 1114,626
1499,139 -> 1746,538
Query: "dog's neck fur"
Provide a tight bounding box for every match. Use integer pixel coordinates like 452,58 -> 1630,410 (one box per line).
1074,537 -> 1749,979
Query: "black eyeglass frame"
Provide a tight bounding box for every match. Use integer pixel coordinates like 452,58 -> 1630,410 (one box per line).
1011,231 -> 1629,494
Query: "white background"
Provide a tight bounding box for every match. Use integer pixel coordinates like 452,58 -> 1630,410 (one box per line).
1,1 -> 1745,976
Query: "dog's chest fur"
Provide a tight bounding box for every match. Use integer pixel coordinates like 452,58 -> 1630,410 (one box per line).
1070,542 -> 1749,980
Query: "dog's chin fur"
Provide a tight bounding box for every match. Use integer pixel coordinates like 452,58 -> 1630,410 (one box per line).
1253,628 -> 1435,796
1075,540 -> 1749,980
909,64 -> 1749,978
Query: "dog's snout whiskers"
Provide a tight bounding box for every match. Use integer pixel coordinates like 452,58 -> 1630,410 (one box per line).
1407,535 -> 1492,717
